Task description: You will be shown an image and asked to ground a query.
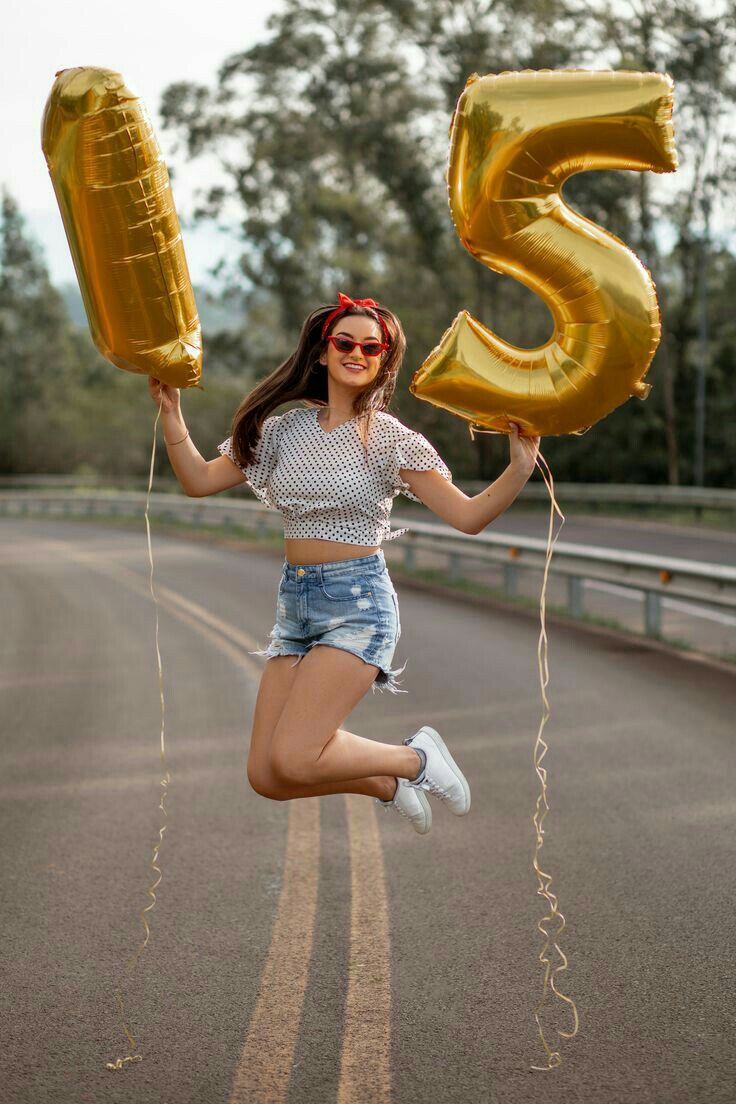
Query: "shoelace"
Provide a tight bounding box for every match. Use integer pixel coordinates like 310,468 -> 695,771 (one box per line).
378,799 -> 412,819
415,773 -> 450,801
375,783 -> 412,818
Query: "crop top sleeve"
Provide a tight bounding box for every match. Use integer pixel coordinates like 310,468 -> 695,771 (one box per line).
217,415 -> 282,508
389,429 -> 453,503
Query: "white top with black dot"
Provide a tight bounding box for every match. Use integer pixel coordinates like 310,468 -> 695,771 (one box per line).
217,406 -> 453,545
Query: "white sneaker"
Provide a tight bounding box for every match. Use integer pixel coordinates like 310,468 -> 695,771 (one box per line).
403,726 -> 471,815
375,778 -> 432,834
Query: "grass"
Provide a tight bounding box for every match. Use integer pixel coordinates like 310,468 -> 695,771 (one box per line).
393,564 -> 644,634
24,509 -> 287,550
401,563 -> 736,665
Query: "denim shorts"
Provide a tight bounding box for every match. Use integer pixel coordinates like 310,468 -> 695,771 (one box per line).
249,549 -> 408,694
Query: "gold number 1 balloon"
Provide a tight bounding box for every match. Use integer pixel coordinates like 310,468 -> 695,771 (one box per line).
41,67 -> 202,389
411,69 -> 678,436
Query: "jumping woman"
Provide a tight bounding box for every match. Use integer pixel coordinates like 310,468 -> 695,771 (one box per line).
149,293 -> 539,835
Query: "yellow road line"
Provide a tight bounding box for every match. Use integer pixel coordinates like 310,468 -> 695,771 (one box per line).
35,533 -> 394,1101
40,536 -> 264,679
229,799 -> 321,1103
339,794 -> 393,1103
42,537 -> 320,1100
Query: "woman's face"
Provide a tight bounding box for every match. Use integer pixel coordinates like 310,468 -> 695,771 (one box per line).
319,313 -> 386,394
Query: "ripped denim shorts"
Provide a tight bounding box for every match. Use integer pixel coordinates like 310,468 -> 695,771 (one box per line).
250,549 -> 408,694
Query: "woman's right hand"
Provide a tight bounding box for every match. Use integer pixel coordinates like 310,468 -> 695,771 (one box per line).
148,375 -> 181,415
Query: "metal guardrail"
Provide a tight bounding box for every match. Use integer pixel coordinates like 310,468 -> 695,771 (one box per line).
1,474 -> 734,516
2,489 -> 734,642
486,481 -> 736,514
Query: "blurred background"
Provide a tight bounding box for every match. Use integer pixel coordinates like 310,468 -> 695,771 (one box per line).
3,12 -> 736,1098
1,0 -> 734,490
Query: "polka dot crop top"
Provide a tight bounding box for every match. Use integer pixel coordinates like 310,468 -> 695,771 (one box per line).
217,405 -> 453,545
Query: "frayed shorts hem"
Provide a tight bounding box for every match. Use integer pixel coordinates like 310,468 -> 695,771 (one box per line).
248,641 -> 409,695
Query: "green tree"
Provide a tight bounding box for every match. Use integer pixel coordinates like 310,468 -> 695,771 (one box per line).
160,0 -> 590,480
577,0 -> 736,484
92,0 -> 736,487
0,188 -> 80,471
0,190 -> 250,478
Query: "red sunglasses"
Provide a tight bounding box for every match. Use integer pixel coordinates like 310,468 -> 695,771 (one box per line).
326,334 -> 389,358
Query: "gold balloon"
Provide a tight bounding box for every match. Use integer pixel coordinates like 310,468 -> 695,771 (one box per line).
411,69 -> 678,436
41,67 -> 202,389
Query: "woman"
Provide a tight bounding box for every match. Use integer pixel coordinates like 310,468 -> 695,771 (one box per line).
149,293 -> 539,836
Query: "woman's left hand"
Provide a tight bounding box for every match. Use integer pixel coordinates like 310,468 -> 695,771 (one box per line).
508,423 -> 540,477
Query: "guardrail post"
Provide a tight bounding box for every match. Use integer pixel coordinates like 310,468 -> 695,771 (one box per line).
567,575 -> 584,618
644,590 -> 662,637
403,540 -> 416,572
503,562 -> 518,597
448,551 -> 461,582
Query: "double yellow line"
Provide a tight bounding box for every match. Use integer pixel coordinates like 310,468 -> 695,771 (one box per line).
45,535 -> 394,1102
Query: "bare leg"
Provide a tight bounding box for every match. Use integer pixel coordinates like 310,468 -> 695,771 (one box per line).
253,644 -> 423,803
270,646 -> 424,790
265,726 -> 423,800
262,759 -> 399,802
307,727 -> 421,786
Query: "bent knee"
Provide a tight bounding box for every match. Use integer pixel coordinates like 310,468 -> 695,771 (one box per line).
267,748 -> 314,788
269,760 -> 306,788
246,763 -> 290,801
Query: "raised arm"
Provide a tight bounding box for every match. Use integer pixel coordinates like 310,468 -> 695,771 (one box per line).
399,424 -> 539,534
149,377 -> 245,497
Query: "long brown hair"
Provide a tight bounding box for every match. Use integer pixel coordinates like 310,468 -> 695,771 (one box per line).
227,300 -> 407,466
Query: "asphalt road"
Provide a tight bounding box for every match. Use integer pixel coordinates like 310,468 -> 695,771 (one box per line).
2,518 -> 735,1104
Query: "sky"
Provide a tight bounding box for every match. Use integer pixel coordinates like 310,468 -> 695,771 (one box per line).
2,0 -> 281,288
2,0 -> 732,293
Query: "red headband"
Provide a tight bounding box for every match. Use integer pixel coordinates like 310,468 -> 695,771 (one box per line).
321,292 -> 391,343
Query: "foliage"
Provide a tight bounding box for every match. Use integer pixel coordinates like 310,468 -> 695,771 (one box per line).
3,0 -> 735,488
157,0 -> 736,486
0,190 -> 246,476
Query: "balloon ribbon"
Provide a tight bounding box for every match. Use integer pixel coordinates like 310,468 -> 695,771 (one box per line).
468,423 -> 580,1068
106,405 -> 170,1070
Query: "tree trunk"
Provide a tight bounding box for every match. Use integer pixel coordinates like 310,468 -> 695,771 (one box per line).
659,322 -> 680,485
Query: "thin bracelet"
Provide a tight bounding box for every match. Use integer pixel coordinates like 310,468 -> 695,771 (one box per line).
164,429 -> 190,446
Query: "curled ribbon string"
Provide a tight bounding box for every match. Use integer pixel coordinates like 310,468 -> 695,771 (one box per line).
467,422 -> 580,1068
527,447 -> 579,1070
106,404 -> 170,1071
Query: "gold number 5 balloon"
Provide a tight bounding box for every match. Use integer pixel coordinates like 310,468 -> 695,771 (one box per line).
41,67 -> 202,390
411,69 -> 678,436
